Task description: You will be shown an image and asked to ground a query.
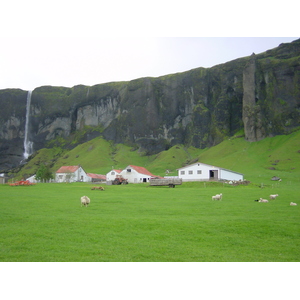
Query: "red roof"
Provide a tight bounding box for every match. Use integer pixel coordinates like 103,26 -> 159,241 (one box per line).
87,173 -> 106,180
56,166 -> 80,173
113,169 -> 122,174
128,165 -> 156,177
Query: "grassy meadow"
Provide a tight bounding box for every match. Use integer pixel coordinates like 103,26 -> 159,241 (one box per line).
1,179 -> 299,262
3,129 -> 300,261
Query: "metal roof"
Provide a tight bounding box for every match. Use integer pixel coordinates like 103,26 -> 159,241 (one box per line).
56,166 -> 80,173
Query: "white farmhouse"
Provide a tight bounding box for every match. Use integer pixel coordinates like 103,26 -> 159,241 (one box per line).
120,165 -> 157,183
177,162 -> 243,182
55,165 -> 90,183
106,169 -> 122,182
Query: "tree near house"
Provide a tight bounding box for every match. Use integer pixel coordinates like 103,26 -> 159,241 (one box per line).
35,165 -> 54,182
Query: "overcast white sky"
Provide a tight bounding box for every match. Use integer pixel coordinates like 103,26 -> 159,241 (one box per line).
0,1 -> 298,91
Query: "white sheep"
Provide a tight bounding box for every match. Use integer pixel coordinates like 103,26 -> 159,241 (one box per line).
290,202 -> 297,206
212,193 -> 222,201
270,194 -> 279,200
259,198 -> 269,203
81,195 -> 90,207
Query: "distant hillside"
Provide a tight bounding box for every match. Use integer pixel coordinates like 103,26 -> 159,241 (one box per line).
1,38 -> 300,172
11,128 -> 300,184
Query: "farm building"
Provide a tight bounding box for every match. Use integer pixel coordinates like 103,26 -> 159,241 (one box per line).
120,165 -> 157,183
177,162 -> 243,182
87,173 -> 106,182
26,174 -> 38,183
56,165 -> 89,183
0,174 -> 8,184
106,169 -> 122,182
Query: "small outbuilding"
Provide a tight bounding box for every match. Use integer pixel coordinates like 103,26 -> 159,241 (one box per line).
120,165 -> 157,183
26,174 -> 38,183
106,169 -> 123,182
177,162 -> 243,182
87,173 -> 106,182
56,165 -> 89,183
0,174 -> 8,184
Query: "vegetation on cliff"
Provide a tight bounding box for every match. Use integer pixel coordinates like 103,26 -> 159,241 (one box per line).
10,128 -> 300,184
1,39 -> 300,173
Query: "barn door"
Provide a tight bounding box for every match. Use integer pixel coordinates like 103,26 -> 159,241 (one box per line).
209,170 -> 218,180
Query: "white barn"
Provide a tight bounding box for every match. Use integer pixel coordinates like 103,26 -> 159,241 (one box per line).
106,169 -> 122,182
120,165 -> 157,183
56,165 -> 90,183
177,162 -> 243,182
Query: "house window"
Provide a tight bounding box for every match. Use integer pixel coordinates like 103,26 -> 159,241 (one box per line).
188,170 -> 193,175
127,169 -> 131,172
58,175 -> 63,179
197,170 -> 202,174
180,171 -> 185,175
111,171 -> 115,175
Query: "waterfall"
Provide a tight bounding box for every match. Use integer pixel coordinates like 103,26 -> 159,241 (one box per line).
23,91 -> 33,160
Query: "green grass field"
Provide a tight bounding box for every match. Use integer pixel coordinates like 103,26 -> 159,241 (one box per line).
1,180 -> 299,262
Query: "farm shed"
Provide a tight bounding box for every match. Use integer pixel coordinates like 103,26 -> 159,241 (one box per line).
106,169 -> 122,182
177,162 -> 243,182
87,173 -> 106,182
26,174 -> 38,183
56,165 -> 89,183
120,165 -> 157,183
0,174 -> 8,184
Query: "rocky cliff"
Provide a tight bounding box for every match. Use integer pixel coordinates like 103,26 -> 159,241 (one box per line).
1,38 -> 300,172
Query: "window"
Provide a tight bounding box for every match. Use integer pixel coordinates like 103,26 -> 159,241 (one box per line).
111,171 -> 115,175
181,171 -> 185,175
127,169 -> 131,172
197,170 -> 202,174
188,170 -> 193,175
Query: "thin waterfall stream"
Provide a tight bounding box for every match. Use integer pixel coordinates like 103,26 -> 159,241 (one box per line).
23,90 -> 33,160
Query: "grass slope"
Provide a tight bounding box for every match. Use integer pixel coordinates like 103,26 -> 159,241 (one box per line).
14,129 -> 300,185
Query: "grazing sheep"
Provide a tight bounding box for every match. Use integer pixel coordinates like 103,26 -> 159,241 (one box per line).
259,198 -> 269,203
270,194 -> 279,200
212,193 -> 222,201
290,202 -> 297,206
81,195 -> 90,207
91,186 -> 105,191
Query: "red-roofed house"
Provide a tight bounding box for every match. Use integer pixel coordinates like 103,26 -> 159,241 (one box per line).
56,165 -> 89,183
120,165 -> 157,183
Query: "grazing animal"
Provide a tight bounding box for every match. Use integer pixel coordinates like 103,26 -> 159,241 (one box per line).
212,193 -> 222,201
81,195 -> 90,207
91,186 -> 105,191
290,202 -> 297,206
259,198 -> 269,203
270,194 -> 279,200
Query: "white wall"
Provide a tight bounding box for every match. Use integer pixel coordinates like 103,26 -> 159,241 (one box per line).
178,163 -> 217,181
120,166 -> 151,183
219,169 -> 243,181
178,163 -> 243,182
106,170 -> 120,182
56,167 -> 89,183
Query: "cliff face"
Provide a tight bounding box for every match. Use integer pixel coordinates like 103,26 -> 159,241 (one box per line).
1,39 -> 300,172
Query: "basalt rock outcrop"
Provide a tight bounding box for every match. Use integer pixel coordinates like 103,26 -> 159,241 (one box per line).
1,38 -> 300,172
